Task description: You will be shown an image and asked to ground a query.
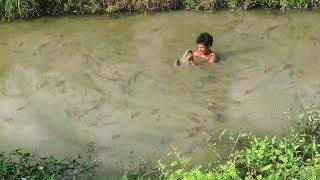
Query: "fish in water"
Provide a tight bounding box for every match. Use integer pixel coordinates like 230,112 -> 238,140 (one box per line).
112,134 -> 120,140
176,50 -> 192,66
5,117 -> 15,124
17,42 -> 24,48
225,19 -> 243,31
190,117 -> 200,124
186,126 -> 204,137
90,122 -> 115,127
232,100 -> 241,106
56,80 -> 65,87
283,64 -> 293,70
16,106 -> 25,111
260,25 -> 279,40
298,69 -> 304,75
151,108 -> 159,115
33,42 -> 50,55
264,65 -> 273,74
311,38 -> 320,47
131,112 -> 141,119
244,89 -> 253,95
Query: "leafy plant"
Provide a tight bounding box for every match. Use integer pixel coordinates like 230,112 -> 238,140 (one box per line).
0,149 -> 96,179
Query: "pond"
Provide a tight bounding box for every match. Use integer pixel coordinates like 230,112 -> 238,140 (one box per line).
0,10 -> 320,178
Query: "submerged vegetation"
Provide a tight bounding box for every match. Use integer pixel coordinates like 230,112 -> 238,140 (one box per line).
122,106 -> 320,179
0,0 -> 319,21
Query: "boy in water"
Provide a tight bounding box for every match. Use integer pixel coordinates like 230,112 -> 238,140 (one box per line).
174,32 -> 216,66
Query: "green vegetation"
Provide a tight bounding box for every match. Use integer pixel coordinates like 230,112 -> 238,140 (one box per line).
0,0 -> 319,21
122,107 -> 320,179
0,149 -> 96,179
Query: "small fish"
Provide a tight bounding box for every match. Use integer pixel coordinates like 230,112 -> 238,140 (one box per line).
236,77 -> 250,80
239,33 -> 249,37
33,42 -> 50,55
62,42 -> 68,47
186,127 -> 201,133
187,132 -> 196,137
151,108 -> 159,115
150,28 -> 160,33
98,57 -> 105,62
93,87 -> 105,95
208,101 -> 219,107
212,97 -> 224,102
82,53 -> 94,60
131,112 -> 141,119
244,89 -> 253,95
5,117 -> 15,124
16,106 -> 25,111
80,98 -> 106,118
17,42 -> 24,48
90,122 -> 114,127
112,134 -> 120,140
190,117 -> 200,124
261,25 -> 279,40
11,49 -> 24,53
76,42 -> 82,47
283,64 -> 293,70
298,69 -> 304,75
56,80 -> 65,87
312,38 -> 320,47
37,81 -> 49,89
186,126 -> 206,137
225,19 -> 242,31
232,100 -> 241,106
156,114 -> 160,121
265,65 -> 273,74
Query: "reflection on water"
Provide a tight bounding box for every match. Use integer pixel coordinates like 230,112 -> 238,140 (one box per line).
1,10 -> 320,178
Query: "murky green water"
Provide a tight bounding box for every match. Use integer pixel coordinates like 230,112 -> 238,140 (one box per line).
1,10 -> 320,178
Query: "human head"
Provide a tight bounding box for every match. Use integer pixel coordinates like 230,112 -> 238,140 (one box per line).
196,32 -> 213,55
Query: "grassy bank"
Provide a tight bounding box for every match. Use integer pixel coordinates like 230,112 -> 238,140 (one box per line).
122,106 -> 320,179
0,148 -> 96,179
1,107 -> 319,179
0,0 -> 320,21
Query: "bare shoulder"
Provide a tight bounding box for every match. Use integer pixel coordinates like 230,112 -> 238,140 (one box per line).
209,51 -> 216,56
208,51 -> 217,63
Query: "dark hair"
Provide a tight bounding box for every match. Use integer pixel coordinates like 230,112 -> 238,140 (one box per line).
196,32 -> 213,47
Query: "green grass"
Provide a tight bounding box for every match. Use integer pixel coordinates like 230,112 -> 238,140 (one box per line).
0,148 -> 96,179
0,0 -> 319,21
122,106 -> 320,179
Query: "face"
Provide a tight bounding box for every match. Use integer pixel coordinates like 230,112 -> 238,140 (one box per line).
197,43 -> 211,55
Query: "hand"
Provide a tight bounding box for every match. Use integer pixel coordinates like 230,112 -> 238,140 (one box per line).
173,59 -> 180,66
186,52 -> 193,61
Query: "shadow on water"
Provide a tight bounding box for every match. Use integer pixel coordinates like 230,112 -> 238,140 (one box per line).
217,47 -> 264,62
